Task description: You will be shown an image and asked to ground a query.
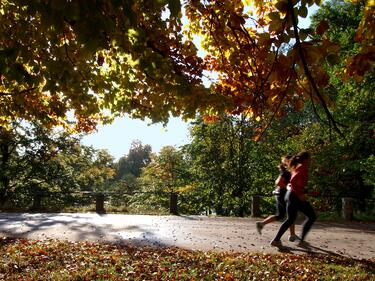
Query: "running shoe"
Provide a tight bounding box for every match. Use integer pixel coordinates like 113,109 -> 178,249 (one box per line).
288,234 -> 300,242
297,240 -> 310,248
270,240 -> 283,248
255,222 -> 263,235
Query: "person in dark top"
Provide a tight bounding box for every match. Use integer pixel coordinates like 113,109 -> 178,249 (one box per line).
255,156 -> 299,242
270,151 -> 316,248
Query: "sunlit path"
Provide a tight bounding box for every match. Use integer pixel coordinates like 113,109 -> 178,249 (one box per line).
0,213 -> 373,260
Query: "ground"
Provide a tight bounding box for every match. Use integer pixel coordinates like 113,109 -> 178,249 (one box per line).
0,212 -> 374,260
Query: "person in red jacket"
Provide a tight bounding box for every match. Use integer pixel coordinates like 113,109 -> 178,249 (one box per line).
270,151 -> 316,248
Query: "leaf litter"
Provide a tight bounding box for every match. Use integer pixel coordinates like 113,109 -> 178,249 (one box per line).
0,237 -> 373,280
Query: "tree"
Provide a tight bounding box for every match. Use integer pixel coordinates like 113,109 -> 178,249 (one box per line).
1,1 -> 373,133
253,0 -> 375,214
0,120 -> 117,210
0,121 -> 79,208
116,140 -> 152,178
185,117 -> 234,215
306,0 -> 375,202
73,146 -> 115,192
108,139 -> 152,201
185,115 -> 277,216
140,146 -> 188,192
136,146 -> 191,212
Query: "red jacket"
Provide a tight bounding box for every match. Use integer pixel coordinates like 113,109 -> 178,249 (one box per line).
289,164 -> 309,200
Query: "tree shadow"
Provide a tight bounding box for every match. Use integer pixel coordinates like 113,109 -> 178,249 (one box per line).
294,219 -> 375,233
275,242 -> 356,259
176,215 -> 204,221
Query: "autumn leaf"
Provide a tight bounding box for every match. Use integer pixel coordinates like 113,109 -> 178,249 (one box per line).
0,0 -> 373,133
0,237 -> 374,281
316,20 -> 330,36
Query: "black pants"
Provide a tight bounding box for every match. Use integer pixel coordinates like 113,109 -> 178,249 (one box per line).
274,190 -> 316,241
275,192 -> 286,220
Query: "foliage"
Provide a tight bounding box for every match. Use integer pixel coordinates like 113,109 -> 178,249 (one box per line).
0,120 -> 116,211
184,115 -> 281,216
139,146 -> 187,192
0,0 -> 206,131
0,121 -> 79,208
237,0 -> 375,216
134,146 -> 191,212
155,2 -> 373,217
300,0 -> 375,201
115,139 -> 152,178
0,237 -> 373,280
71,146 -> 115,192
1,0 -> 373,135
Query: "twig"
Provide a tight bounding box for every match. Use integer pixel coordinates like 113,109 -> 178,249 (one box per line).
0,88 -> 36,96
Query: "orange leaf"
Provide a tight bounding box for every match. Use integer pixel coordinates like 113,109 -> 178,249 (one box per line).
316,20 -> 329,36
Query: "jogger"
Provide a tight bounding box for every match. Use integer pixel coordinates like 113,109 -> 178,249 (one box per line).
270,151 -> 316,248
256,156 -> 298,241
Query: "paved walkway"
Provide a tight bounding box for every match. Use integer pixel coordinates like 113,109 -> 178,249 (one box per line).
0,213 -> 374,260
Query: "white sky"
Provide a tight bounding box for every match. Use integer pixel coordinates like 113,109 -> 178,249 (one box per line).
80,116 -> 191,160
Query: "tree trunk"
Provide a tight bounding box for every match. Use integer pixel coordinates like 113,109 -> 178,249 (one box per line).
237,117 -> 246,217
0,135 -> 11,209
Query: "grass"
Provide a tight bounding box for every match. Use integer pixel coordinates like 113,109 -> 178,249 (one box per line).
0,237 -> 373,280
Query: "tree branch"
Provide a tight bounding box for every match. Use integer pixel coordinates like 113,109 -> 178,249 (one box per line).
0,88 -> 36,96
287,0 -> 346,138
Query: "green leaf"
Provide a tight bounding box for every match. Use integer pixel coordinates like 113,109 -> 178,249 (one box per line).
168,0 -> 181,18
299,6 -> 308,18
326,53 -> 339,66
299,29 -> 308,41
14,63 -> 31,80
275,0 -> 288,13
268,12 -> 281,21
269,18 -> 284,33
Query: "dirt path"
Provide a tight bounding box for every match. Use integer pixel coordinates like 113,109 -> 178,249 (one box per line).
0,212 -> 374,260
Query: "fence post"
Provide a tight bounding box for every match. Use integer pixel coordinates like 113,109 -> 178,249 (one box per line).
170,192 -> 178,215
342,197 -> 354,220
31,194 -> 42,210
96,193 -> 105,214
251,195 -> 261,217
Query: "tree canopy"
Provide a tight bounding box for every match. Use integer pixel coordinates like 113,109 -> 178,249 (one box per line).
116,139 -> 152,178
1,0 -> 373,133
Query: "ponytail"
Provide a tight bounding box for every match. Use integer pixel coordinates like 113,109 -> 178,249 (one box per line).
288,151 -> 310,169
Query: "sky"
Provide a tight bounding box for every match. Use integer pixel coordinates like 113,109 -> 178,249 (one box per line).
80,116 -> 191,160
80,4 -> 319,161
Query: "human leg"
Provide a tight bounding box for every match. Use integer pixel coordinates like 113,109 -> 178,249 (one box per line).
277,194 -> 299,241
289,224 -> 296,235
256,195 -> 284,234
275,194 -> 286,221
271,191 -> 299,243
298,200 -> 316,241
277,193 -> 299,241
288,224 -> 300,241
256,215 -> 277,234
261,215 -> 278,225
